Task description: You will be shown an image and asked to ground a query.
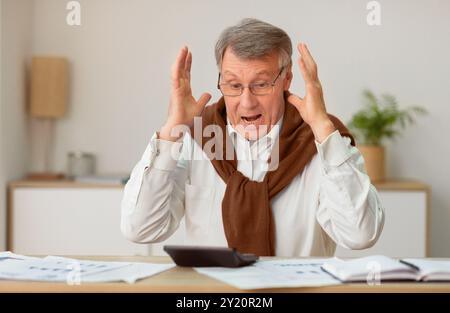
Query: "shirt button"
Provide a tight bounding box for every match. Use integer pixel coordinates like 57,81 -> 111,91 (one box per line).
155,149 -> 160,156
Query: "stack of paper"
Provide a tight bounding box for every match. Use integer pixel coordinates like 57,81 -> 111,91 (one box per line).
195,259 -> 342,290
0,252 -> 174,284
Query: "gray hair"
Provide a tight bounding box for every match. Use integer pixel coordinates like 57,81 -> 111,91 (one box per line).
215,18 -> 292,71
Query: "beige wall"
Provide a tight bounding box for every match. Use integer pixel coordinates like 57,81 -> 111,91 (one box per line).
0,0 -> 33,250
2,0 -> 450,255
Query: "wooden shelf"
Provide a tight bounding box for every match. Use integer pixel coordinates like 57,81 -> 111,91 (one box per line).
9,180 -> 123,189
373,179 -> 430,191
10,178 -> 429,191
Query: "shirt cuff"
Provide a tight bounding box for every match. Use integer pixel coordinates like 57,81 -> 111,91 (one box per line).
149,133 -> 183,171
315,130 -> 352,168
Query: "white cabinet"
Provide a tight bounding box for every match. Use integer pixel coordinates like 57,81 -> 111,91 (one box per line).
8,181 -> 149,256
8,180 -> 429,258
335,180 -> 430,258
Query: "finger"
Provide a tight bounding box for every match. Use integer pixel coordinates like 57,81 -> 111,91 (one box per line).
185,51 -> 192,81
171,46 -> 188,88
196,93 -> 212,110
299,43 -> 318,79
297,43 -> 310,73
287,93 -> 304,109
298,56 -> 312,83
179,47 -> 189,79
304,44 -> 316,64
297,43 -> 312,69
296,44 -> 312,82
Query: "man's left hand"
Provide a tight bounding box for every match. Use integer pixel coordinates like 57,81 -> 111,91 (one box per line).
288,43 -> 336,143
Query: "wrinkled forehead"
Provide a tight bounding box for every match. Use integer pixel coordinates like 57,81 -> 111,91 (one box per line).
221,48 -> 280,80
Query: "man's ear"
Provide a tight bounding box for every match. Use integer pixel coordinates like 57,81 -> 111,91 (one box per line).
283,64 -> 293,91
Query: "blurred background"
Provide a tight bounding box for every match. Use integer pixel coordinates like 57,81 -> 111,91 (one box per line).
0,0 -> 449,257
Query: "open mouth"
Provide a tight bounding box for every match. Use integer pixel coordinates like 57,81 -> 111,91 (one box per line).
242,114 -> 262,122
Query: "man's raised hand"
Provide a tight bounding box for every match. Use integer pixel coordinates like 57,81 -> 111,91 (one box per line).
288,43 -> 335,142
160,46 -> 211,141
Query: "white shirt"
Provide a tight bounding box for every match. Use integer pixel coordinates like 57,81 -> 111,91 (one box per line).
121,117 -> 385,257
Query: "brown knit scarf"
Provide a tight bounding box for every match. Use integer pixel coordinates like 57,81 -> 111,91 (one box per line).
189,91 -> 355,256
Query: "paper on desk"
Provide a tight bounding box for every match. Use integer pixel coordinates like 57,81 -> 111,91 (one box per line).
0,251 -> 41,261
45,256 -> 175,284
0,252 -> 175,284
194,258 -> 341,290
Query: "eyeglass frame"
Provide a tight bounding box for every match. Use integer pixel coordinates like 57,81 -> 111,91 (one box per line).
216,66 -> 285,97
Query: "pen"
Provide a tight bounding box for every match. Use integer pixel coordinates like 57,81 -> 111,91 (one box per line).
399,260 -> 420,271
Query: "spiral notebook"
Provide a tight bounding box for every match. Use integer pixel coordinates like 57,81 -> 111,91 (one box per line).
321,255 -> 450,282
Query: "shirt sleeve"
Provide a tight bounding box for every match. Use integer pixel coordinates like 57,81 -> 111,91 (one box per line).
120,132 -> 190,243
314,130 -> 385,250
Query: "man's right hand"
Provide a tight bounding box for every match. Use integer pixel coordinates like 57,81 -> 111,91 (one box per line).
159,46 -> 212,141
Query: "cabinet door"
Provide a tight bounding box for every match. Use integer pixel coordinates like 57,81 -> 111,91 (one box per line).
11,187 -> 149,255
335,190 -> 427,258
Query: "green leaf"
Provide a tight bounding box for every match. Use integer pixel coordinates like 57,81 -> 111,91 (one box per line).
347,90 -> 428,145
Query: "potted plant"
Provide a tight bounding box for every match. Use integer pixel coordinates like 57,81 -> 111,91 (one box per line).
348,90 -> 427,182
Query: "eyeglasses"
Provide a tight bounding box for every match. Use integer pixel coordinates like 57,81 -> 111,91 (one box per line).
217,67 -> 285,97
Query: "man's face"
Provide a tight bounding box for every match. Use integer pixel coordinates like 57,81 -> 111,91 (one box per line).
220,48 -> 292,140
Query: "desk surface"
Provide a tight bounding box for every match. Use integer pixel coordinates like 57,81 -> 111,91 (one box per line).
1,256 -> 449,293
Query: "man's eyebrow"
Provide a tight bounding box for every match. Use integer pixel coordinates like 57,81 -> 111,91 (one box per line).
255,70 -> 271,76
222,70 -> 272,77
222,71 -> 237,77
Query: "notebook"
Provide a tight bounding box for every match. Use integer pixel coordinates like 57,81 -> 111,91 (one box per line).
321,255 -> 450,282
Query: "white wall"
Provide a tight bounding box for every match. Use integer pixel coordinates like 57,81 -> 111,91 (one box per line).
0,0 -> 33,250
0,0 -> 3,251
16,0 -> 450,256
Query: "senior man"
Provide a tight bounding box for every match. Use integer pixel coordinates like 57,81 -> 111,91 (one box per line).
121,18 -> 384,256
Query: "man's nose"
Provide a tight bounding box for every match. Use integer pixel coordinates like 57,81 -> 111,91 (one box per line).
239,87 -> 258,109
